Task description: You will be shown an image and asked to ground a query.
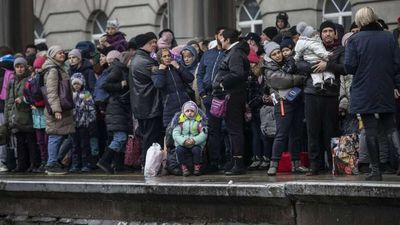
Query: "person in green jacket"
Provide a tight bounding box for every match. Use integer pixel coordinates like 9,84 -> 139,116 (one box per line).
5,57 -> 39,172
172,101 -> 207,176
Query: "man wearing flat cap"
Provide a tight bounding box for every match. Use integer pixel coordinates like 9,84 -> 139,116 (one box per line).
129,32 -> 163,167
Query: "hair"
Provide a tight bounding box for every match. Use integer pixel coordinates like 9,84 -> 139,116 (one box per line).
215,26 -> 227,35
355,7 -> 378,28
156,48 -> 171,64
221,29 -> 241,44
25,44 -> 37,51
158,29 -> 177,48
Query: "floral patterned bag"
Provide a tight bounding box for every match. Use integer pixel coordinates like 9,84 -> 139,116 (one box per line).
331,133 -> 360,175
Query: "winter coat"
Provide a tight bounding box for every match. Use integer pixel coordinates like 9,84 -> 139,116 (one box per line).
197,47 -> 225,96
72,90 -> 96,128
102,60 -> 130,132
213,41 -> 250,95
152,65 -> 194,127
43,58 -> 75,135
296,42 -> 346,97
294,35 -> 330,63
345,22 -> 400,114
68,59 -> 96,94
4,72 -> 33,133
264,59 -> 304,98
103,31 -> 128,53
181,45 -> 199,75
0,62 -> 14,112
129,49 -> 162,119
393,27 -> 400,47
172,113 -> 207,149
247,74 -> 266,114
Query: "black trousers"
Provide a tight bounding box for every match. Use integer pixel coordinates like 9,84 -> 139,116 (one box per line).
304,94 -> 339,169
271,98 -> 304,161
225,91 -> 246,157
15,132 -> 39,169
138,116 -> 163,164
71,127 -> 90,168
204,95 -> 224,165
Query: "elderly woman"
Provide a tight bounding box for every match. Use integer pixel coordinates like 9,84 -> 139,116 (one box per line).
345,7 -> 400,181
43,45 -> 75,175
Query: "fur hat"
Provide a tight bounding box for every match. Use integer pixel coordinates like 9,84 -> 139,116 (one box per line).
106,19 -> 119,29
263,41 -> 280,62
33,56 -> 46,69
182,101 -> 198,115
135,32 -> 157,48
106,50 -> 122,62
70,72 -> 85,86
13,57 -> 27,68
68,49 -> 82,61
319,20 -> 336,35
47,45 -> 63,59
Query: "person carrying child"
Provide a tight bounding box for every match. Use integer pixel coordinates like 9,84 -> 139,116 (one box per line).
172,101 -> 207,176
97,19 -> 128,53
294,22 -> 335,91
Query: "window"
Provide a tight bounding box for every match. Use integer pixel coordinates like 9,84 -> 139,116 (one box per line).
238,0 -> 263,34
91,11 -> 108,43
34,17 -> 46,45
323,0 -> 352,31
158,4 -> 169,31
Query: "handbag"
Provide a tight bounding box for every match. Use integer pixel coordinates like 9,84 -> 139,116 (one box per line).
210,94 -> 230,118
331,133 -> 359,175
41,68 -> 73,114
124,134 -> 142,168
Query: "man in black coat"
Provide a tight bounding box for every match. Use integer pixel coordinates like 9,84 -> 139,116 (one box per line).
129,32 -> 163,166
297,21 -> 346,175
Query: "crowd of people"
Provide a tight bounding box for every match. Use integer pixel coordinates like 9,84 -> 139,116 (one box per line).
0,7 -> 399,181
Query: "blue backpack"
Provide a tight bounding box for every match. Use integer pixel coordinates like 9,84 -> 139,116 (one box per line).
93,69 -> 110,103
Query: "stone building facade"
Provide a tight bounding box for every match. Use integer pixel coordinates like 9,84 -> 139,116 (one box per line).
1,0 -> 399,51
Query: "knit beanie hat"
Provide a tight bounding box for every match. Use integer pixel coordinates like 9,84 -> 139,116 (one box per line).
341,32 -> 354,47
68,49 -> 82,61
247,49 -> 259,64
70,72 -> 85,86
297,22 -> 316,38
106,19 -> 119,29
245,32 -> 261,44
182,101 -> 198,115
280,38 -> 295,50
135,32 -> 157,48
33,56 -> 46,69
262,27 -> 278,40
128,37 -> 138,50
13,57 -> 27,68
47,45 -> 63,59
319,20 -> 336,35
106,50 -> 122,62
263,41 -> 280,62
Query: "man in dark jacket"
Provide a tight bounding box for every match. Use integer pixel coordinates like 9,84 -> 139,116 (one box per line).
129,32 -> 163,165
297,20 -> 346,175
197,26 -> 226,172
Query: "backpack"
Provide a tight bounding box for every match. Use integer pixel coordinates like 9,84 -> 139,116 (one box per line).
24,66 -> 57,107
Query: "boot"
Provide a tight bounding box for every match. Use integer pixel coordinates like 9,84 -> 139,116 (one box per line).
113,152 -> 125,173
181,164 -> 191,177
224,160 -> 234,173
248,156 -> 261,170
225,157 -> 246,175
306,161 -> 319,176
365,136 -> 382,181
258,156 -> 270,170
292,160 -> 308,173
358,163 -> 371,174
69,154 -> 80,173
97,148 -> 115,174
193,164 -> 201,176
267,161 -> 278,176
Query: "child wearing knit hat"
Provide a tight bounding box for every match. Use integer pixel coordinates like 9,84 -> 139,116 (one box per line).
294,21 -> 335,91
172,101 -> 207,176
70,72 -> 96,172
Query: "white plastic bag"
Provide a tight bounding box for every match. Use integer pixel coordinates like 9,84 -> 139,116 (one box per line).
144,143 -> 164,177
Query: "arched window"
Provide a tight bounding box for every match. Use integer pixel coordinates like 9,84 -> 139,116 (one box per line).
158,4 -> 169,31
91,11 -> 108,43
323,0 -> 352,31
238,0 -> 263,35
34,17 -> 46,45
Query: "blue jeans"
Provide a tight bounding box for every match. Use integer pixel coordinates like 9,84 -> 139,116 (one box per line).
47,135 -> 65,166
108,131 -> 127,152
